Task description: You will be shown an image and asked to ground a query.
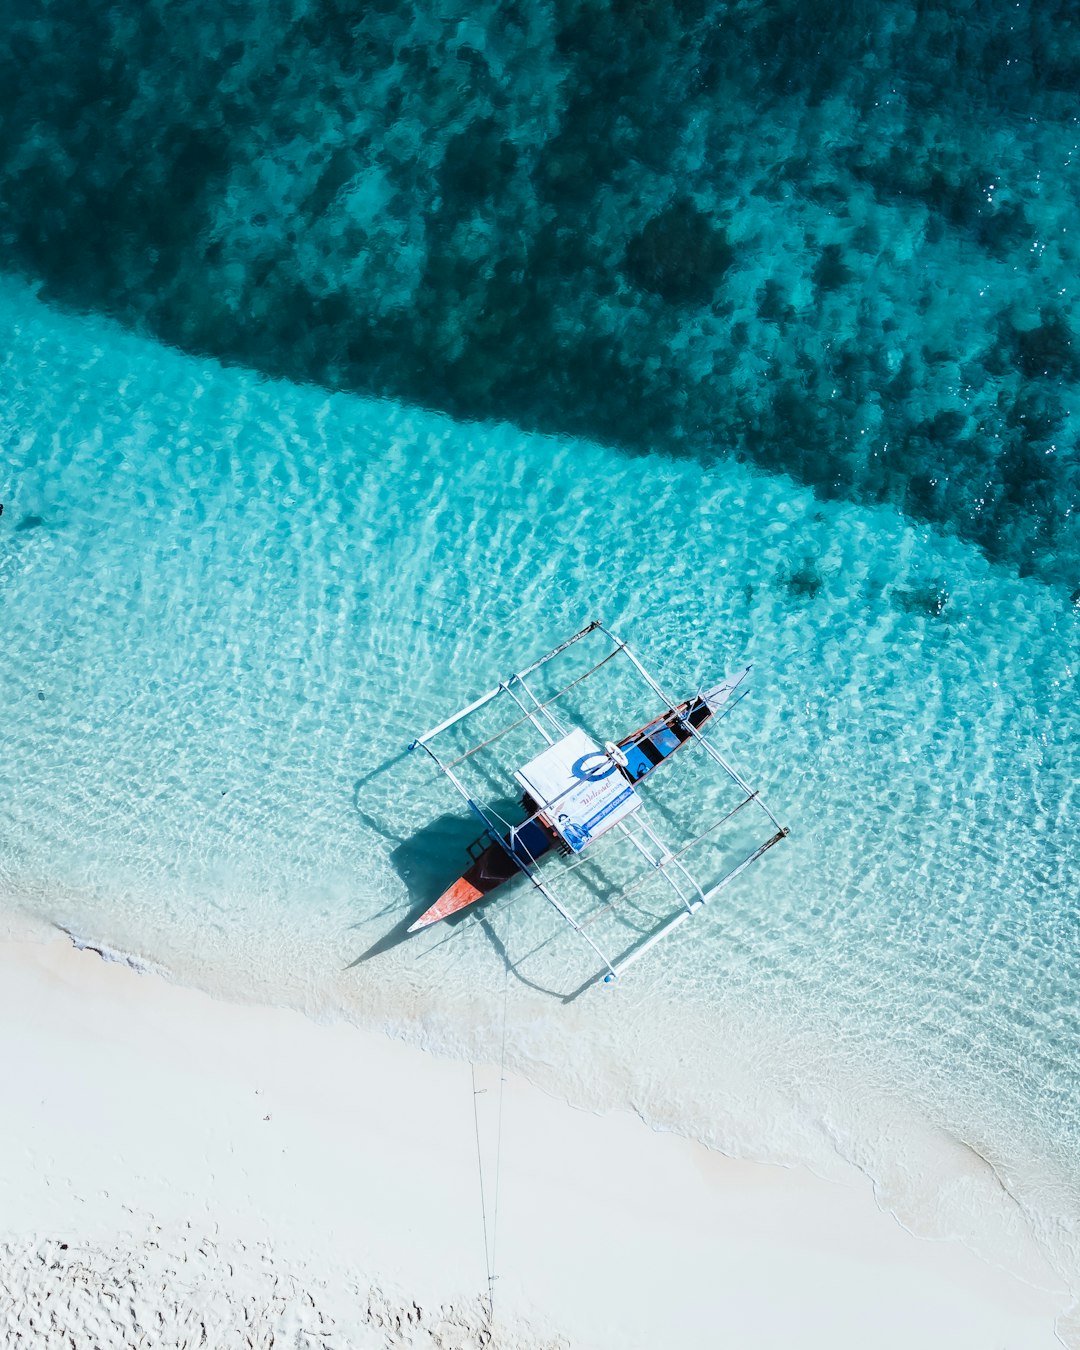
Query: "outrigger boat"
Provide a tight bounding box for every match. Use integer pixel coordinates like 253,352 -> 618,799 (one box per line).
408,621 -> 787,982
408,671 -> 749,931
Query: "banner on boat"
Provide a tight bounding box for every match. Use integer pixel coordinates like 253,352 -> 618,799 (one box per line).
515,729 -> 641,853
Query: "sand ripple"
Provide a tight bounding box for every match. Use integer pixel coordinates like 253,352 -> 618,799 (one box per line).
0,1232 -> 562,1350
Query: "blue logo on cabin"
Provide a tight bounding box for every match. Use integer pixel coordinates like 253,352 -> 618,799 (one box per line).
571,752 -> 618,782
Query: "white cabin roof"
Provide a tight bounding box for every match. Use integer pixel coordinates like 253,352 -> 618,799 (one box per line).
514,728 -> 640,853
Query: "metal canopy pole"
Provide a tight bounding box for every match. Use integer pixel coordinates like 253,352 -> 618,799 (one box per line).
521,869 -> 621,981
603,828 -> 787,980
611,819 -> 695,915
512,619 -> 603,681
597,622 -> 787,837
500,681 -> 556,747
509,671 -> 567,741
444,648 -> 622,768
410,619 -> 603,749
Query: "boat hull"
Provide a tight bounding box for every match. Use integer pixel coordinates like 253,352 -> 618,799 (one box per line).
408,686 -> 728,932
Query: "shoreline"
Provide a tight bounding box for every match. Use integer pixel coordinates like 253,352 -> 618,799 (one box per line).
0,934 -> 1071,1349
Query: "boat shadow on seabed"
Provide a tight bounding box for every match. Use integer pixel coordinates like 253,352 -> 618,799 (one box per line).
345,808 -> 486,964
346,770 -> 581,998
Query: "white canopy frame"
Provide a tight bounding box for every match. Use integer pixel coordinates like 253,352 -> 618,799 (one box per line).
409,621 -> 787,982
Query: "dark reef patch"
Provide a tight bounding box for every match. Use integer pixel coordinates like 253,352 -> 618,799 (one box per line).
781,559 -> 824,601
892,580 -> 951,618
1012,313 -> 1080,382
624,200 -> 734,305
812,244 -> 854,296
0,0 -> 1078,588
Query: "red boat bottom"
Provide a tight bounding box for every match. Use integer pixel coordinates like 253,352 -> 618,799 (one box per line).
407,877 -> 486,932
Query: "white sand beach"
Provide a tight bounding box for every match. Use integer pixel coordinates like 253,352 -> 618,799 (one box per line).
0,935 -> 1070,1349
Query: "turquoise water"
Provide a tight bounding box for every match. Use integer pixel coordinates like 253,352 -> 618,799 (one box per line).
2,278 -> 1078,1309
2,0 -> 1080,1324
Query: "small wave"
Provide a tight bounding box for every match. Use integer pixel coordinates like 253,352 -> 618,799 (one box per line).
55,926 -> 167,980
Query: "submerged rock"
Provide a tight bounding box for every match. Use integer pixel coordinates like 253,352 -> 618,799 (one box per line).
623,198 -> 734,305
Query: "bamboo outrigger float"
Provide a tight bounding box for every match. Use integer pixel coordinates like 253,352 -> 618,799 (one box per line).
408,620 -> 787,983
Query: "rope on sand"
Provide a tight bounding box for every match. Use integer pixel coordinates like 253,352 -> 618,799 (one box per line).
471,903 -> 513,1328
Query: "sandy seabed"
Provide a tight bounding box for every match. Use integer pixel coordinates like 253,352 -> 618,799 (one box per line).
0,936 -> 1069,1349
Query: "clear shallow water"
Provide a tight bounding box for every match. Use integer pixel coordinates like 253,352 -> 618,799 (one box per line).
2,279 -> 1079,1313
